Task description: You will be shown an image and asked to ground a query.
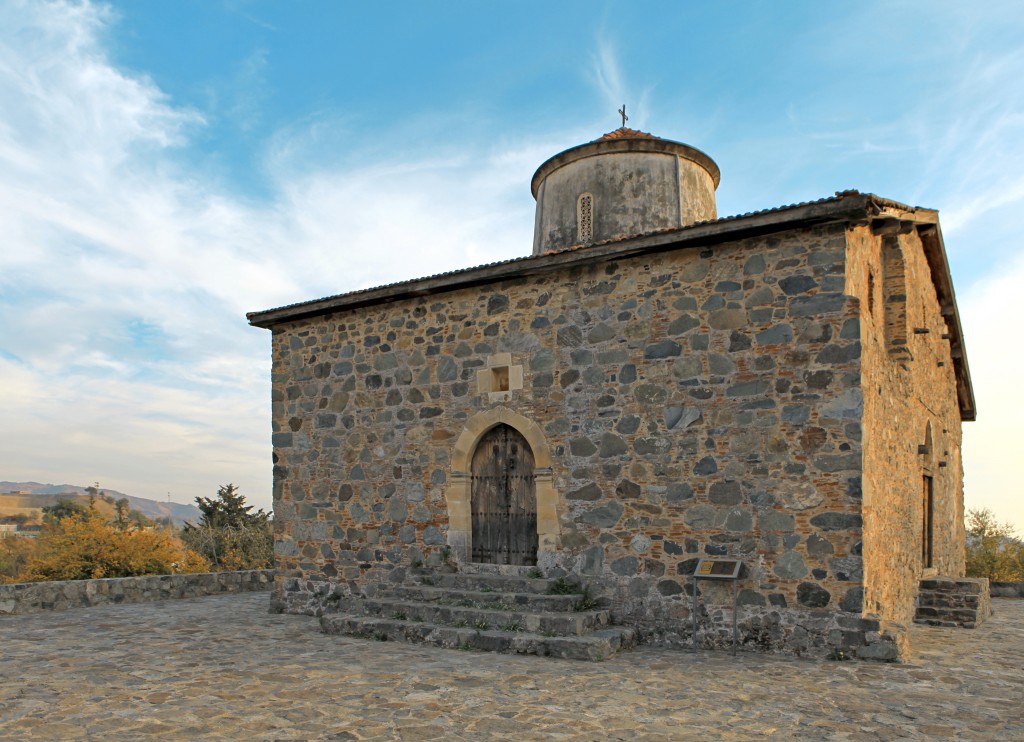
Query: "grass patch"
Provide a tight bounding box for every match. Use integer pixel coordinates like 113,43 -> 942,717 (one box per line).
477,600 -> 506,611
549,577 -> 581,595
573,586 -> 600,611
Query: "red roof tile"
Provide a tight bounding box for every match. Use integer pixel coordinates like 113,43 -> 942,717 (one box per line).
595,127 -> 658,141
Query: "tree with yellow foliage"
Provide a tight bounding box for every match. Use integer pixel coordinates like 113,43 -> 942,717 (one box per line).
0,535 -> 40,584
23,507 -> 208,582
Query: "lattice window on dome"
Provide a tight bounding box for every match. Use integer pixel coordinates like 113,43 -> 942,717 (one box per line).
577,192 -> 593,245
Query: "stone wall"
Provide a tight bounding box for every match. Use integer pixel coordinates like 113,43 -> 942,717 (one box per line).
845,224 -> 966,628
990,581 -> 1024,598
270,222 -> 883,657
0,570 -> 274,615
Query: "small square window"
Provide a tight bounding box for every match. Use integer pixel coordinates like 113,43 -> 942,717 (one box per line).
492,366 -> 510,392
476,354 -> 523,401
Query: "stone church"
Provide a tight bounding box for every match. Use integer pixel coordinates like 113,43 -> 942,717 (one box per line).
248,126 -> 976,660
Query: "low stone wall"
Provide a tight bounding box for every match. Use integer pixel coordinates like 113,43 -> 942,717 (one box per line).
0,570 -> 275,615
990,581 -> 1024,598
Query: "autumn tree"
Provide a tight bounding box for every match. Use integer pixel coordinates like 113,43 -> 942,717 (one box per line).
24,509 -> 208,581
965,508 -> 1024,582
0,535 -> 40,584
181,484 -> 273,570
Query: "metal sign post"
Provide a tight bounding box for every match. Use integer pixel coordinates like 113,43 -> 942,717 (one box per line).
691,559 -> 743,657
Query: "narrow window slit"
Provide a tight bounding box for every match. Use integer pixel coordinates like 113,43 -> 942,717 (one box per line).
577,192 -> 593,245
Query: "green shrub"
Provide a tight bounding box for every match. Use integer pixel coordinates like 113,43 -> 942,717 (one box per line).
965,509 -> 1024,581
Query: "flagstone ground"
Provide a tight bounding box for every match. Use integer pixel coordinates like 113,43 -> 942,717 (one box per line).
1,593 -> 1020,740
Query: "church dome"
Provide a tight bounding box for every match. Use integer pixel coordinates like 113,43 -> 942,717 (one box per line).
531,128 -> 720,255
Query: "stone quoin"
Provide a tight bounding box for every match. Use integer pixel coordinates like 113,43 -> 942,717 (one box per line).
248,126 -> 976,660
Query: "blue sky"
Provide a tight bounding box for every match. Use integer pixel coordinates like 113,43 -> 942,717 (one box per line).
1,0 -> 1022,528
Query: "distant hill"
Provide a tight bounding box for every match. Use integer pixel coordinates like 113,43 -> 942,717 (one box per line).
0,481 -> 202,527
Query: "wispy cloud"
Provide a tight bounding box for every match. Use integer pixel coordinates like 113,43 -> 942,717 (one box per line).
592,37 -> 627,112
590,35 -> 652,130
227,47 -> 270,133
2,0 -> 1022,531
225,0 -> 278,32
924,49 -> 1024,232
0,0 -> 542,509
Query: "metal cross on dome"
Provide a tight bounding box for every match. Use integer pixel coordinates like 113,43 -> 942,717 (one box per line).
618,105 -> 628,128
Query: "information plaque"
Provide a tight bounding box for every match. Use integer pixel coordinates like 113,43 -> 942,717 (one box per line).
694,558 -> 742,579
691,559 -> 744,656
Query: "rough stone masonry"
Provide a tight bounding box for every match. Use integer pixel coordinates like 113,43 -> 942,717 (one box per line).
248,128 -> 975,660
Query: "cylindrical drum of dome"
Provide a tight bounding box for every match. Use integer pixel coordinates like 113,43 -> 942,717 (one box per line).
531,129 -> 720,255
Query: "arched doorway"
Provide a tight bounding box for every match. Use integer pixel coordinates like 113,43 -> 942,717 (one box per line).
471,424 -> 538,565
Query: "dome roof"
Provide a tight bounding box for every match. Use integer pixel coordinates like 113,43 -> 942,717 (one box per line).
531,129 -> 720,198
595,127 -> 659,141
530,128 -> 721,255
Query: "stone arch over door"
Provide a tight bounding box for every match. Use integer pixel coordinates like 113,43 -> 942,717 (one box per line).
445,407 -> 558,565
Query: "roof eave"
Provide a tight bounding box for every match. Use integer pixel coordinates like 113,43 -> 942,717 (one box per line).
916,222 -> 976,422
864,207 -> 975,422
246,191 -> 874,329
246,190 -> 976,421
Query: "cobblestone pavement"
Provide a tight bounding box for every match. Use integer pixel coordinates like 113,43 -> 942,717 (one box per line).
1,594 -> 1021,741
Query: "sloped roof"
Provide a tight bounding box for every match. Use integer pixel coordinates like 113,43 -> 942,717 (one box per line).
247,190 -> 975,421
248,191 -> 858,322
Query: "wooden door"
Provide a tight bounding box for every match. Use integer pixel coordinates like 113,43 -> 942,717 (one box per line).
471,424 -> 537,565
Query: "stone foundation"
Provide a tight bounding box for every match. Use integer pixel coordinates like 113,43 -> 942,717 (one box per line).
276,571 -> 905,661
0,570 -> 275,615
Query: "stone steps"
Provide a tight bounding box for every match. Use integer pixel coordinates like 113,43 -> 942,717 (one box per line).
320,614 -> 636,661
914,577 -> 991,629
335,595 -> 609,636
417,571 -> 564,595
321,570 -> 634,660
380,584 -> 586,612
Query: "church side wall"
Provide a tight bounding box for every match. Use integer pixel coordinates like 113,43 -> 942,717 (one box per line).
269,224 -> 877,657
845,224 -> 966,629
